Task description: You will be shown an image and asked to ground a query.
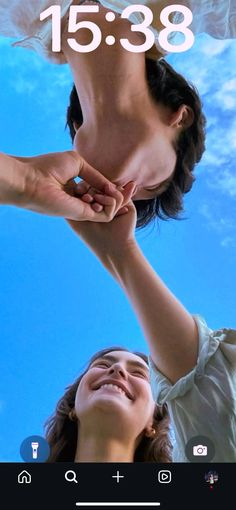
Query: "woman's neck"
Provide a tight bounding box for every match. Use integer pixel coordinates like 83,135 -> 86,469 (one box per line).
70,46 -> 162,182
62,5 -> 157,123
69,49 -> 154,125
62,6 -> 167,183
74,431 -> 136,462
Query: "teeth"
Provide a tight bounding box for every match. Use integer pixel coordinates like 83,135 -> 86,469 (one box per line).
99,383 -> 127,397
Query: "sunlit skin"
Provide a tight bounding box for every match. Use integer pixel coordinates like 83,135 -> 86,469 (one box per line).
0,150 -> 134,219
72,350 -> 156,462
62,2 -> 193,200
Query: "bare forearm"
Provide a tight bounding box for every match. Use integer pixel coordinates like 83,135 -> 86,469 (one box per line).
0,152 -> 31,206
108,242 -> 198,383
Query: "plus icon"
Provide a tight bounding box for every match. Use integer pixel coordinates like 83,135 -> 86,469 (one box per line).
112,470 -> 124,483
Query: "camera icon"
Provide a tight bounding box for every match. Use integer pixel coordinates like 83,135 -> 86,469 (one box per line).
193,445 -> 208,456
185,435 -> 215,462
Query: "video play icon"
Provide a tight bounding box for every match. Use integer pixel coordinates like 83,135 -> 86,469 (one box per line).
158,470 -> 172,483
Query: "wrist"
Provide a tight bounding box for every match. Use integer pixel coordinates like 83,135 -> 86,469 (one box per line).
0,153 -> 34,207
106,240 -> 140,280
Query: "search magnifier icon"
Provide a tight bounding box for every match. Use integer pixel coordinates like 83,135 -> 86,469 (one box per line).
65,470 -> 78,484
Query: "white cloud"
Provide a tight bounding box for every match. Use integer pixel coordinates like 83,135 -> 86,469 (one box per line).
169,33 -> 236,221
197,36 -> 232,57
0,37 -> 73,129
213,78 -> 236,110
227,121 -> 236,150
169,35 -> 236,96
0,36 -> 72,96
199,202 -> 236,249
199,203 -> 220,232
0,38 -> 44,71
221,237 -> 236,248
223,78 -> 236,93
212,170 -> 236,197
201,151 -> 226,168
11,76 -> 37,94
199,113 -> 236,199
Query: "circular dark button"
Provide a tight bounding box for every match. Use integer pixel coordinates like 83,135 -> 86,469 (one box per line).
185,435 -> 215,462
20,435 -> 50,462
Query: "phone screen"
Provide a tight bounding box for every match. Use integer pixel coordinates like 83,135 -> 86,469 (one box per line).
0,1 -> 235,509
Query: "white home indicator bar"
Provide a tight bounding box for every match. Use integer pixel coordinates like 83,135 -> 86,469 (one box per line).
76,504 -> 160,507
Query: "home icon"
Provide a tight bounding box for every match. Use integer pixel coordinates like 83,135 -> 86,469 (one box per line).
18,470 -> 31,484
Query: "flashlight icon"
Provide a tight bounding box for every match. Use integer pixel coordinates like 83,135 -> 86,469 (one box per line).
31,442 -> 39,459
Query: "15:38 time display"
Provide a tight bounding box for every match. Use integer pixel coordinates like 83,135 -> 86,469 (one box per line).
40,4 -> 194,54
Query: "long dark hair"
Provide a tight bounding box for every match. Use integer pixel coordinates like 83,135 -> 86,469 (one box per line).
44,347 -> 172,462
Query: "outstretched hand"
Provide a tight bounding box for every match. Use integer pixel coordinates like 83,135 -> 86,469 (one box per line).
14,151 -> 132,222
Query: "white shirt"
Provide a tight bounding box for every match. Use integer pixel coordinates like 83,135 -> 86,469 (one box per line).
99,1 -> 236,39
0,1 -> 235,63
149,316 -> 236,462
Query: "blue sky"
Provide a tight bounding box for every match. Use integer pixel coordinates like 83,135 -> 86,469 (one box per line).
0,32 -> 236,462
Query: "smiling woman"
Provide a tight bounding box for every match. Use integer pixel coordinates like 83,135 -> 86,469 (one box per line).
44,347 -> 172,462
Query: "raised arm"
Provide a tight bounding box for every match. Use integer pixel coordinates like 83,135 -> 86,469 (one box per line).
107,229 -> 198,384
68,201 -> 198,384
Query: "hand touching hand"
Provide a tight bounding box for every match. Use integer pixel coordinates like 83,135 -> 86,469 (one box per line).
1,150 -> 130,222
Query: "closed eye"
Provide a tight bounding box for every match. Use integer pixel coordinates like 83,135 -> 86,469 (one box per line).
141,187 -> 161,198
92,361 -> 110,368
132,370 -> 149,379
143,177 -> 172,196
90,359 -> 149,379
143,187 -> 158,192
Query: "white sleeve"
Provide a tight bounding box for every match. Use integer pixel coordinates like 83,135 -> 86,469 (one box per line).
99,0 -> 236,61
100,1 -> 236,40
184,0 -> 236,40
0,0 -> 73,63
149,316 -> 236,462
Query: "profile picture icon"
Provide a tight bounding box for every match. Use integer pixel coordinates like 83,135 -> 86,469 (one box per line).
205,471 -> 219,489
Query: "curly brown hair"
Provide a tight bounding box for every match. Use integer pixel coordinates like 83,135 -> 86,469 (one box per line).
66,57 -> 206,228
44,347 -> 172,462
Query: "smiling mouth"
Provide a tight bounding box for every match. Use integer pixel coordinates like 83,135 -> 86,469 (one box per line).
95,383 -> 132,400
